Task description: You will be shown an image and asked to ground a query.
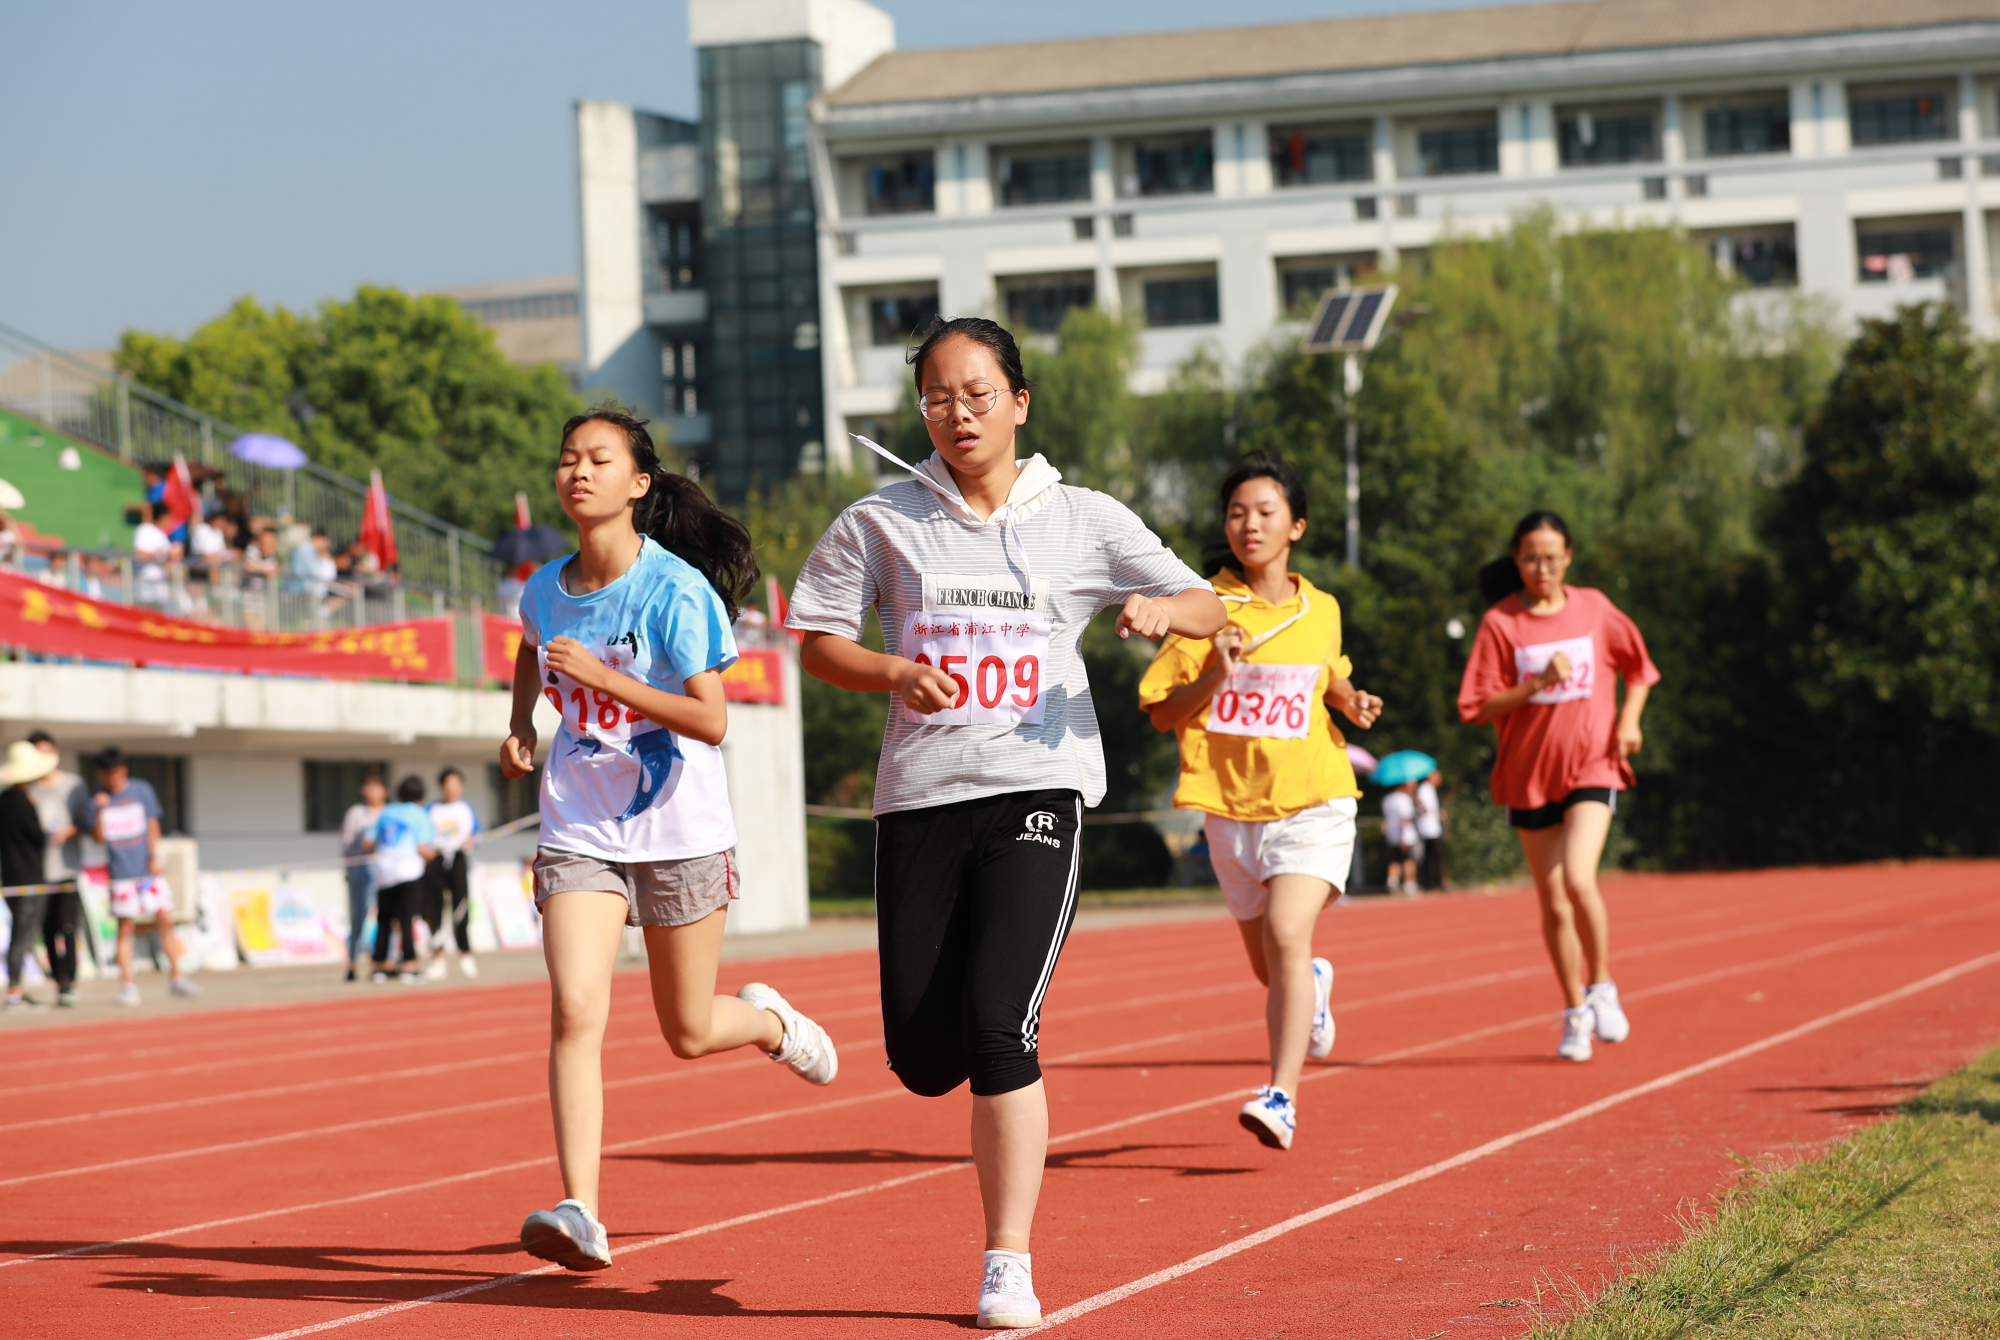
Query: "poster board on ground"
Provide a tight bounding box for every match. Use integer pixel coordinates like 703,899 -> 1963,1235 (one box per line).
222,869 -> 346,966
474,860 -> 540,949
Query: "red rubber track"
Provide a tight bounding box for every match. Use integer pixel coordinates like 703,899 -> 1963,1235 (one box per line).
5,863 -> 1998,1338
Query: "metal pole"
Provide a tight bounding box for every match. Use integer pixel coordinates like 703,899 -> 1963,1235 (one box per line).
117,383 -> 132,461
1343,354 -> 1361,568
447,527 -> 461,600
39,350 -> 53,425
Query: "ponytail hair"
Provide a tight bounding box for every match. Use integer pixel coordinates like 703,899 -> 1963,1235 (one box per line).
1477,509 -> 1574,606
558,407 -> 759,621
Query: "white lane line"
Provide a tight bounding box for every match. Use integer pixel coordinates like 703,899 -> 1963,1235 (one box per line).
1037,945 -> 2000,1329
240,1161 -> 971,1340
224,940 -> 2000,1340
0,1087 -> 919,1271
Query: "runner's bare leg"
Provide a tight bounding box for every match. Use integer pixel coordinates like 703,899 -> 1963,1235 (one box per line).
1263,874 -> 1335,1094
1520,826 -> 1586,1007
540,888 -> 627,1216
972,1080 -> 1047,1253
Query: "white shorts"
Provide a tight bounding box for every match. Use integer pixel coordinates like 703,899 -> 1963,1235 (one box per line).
109,876 -> 173,921
1205,798 -> 1358,921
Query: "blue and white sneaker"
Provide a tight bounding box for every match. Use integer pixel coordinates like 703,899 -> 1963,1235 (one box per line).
1239,1084 -> 1297,1150
1307,957 -> 1336,1059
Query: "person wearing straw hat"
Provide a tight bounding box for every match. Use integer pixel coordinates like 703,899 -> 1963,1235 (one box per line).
1140,454 -> 1381,1153
1,740 -> 55,1008
28,731 -> 89,1007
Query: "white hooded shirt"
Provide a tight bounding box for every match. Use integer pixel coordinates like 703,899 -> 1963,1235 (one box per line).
787,451 -> 1207,815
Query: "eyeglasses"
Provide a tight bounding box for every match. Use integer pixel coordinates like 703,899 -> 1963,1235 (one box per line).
1517,554 -> 1568,570
918,384 -> 1012,421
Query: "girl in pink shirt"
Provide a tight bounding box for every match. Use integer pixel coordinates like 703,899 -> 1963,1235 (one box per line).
1456,511 -> 1658,1062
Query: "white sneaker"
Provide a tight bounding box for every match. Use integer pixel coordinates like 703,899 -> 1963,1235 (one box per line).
459,954 -> 479,979
117,981 -> 141,1007
370,970 -> 390,984
168,975 -> 201,997
1559,1006 -> 1594,1062
738,982 -> 837,1085
1585,981 -> 1629,1043
976,1251 -> 1041,1329
1307,957 -> 1336,1059
1238,1084 -> 1296,1150
424,956 -> 447,982
520,1198 -> 611,1271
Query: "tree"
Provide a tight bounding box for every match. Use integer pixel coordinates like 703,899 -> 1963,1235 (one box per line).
117,287 -> 582,538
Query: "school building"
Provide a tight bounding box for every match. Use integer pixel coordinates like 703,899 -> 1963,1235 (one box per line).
574,0 -> 2000,492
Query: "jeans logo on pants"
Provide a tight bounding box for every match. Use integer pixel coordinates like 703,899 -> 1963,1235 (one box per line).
1018,811 -> 1062,847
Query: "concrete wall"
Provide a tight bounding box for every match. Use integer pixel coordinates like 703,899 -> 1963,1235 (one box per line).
576,100 -> 646,390
716,648 -> 810,935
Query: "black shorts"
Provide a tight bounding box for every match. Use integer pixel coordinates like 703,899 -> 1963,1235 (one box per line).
1508,787 -> 1616,831
874,788 -> 1083,1099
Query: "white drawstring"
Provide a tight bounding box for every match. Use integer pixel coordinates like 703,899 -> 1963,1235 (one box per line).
1219,585 -> 1311,652
851,433 -> 1036,606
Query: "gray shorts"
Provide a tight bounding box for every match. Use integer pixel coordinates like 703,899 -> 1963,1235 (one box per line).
532,847 -> 739,928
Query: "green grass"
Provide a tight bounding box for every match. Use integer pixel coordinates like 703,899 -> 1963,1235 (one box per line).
0,406 -> 144,549
1530,1044 -> 2000,1338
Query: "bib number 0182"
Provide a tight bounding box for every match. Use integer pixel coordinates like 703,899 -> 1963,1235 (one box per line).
901,609 -> 1051,726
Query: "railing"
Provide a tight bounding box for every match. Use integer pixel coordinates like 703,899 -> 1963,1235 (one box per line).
16,547 -> 469,634
0,319 -> 501,605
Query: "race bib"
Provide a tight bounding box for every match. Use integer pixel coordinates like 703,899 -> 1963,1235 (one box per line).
1204,662 -> 1321,740
1516,635 -> 1596,704
99,800 -> 149,844
901,609 -> 1050,726
539,643 -> 652,745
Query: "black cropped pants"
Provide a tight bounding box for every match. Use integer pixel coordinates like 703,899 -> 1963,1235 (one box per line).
874,788 -> 1082,1099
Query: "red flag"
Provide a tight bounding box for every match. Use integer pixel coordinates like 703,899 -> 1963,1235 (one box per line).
360,469 -> 398,570
766,574 -> 801,644
514,491 -> 532,530
162,455 -> 200,532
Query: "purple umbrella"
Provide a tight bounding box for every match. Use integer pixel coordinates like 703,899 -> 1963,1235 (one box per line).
228,433 -> 308,469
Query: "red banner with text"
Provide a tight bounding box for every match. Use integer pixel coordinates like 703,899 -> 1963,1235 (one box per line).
0,571 -> 454,682
482,614 -> 523,684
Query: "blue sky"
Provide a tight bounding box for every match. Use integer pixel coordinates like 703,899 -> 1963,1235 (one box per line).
2,0 -> 1552,349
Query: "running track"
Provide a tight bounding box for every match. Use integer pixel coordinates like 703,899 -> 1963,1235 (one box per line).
5,864 -> 1998,1338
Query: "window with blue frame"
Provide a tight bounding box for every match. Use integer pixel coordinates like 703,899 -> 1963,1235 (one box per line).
862,154 -> 935,214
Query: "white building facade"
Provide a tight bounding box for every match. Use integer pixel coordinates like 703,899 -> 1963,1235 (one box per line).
808,0 -> 2000,440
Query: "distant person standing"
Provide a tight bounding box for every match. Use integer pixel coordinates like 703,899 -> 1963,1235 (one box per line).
1415,770 -> 1445,891
368,776 -> 434,982
341,773 -> 388,983
92,747 -> 197,1005
1379,781 -> 1420,897
132,503 -> 180,608
1458,510 -> 1658,1062
422,766 -> 481,980
28,731 -> 88,1007
2,741 -> 53,1009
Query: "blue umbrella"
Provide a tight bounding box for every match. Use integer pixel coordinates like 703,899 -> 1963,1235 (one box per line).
1370,750 -> 1437,787
228,433 -> 308,469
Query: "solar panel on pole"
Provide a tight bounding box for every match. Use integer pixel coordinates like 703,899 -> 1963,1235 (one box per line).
1303,292 -> 1354,352
1299,283 -> 1399,568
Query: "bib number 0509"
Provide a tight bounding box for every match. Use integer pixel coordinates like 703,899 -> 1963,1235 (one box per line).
901,610 -> 1051,726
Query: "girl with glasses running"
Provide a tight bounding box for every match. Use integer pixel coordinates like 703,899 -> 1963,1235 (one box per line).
1457,510 -> 1658,1062
1138,456 -> 1381,1151
500,409 -> 837,1272
787,316 -> 1224,1328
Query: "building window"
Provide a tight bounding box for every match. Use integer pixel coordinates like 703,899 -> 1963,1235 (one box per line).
1850,90 -> 1952,146
649,206 -> 701,291
861,154 -> 935,214
1002,274 -> 1095,334
1416,123 -> 1498,176
1703,230 -> 1799,287
1269,124 -> 1371,186
303,760 -> 387,834
1277,256 -> 1374,315
1142,274 -> 1220,328
995,142 -> 1093,206
868,291 -> 939,346
1701,102 -> 1790,156
458,292 -> 579,323
1557,109 -> 1659,166
1857,227 -> 1954,282
1121,133 -> 1214,196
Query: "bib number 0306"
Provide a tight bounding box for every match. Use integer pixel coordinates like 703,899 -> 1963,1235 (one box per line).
1204,662 -> 1322,741
901,609 -> 1051,726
